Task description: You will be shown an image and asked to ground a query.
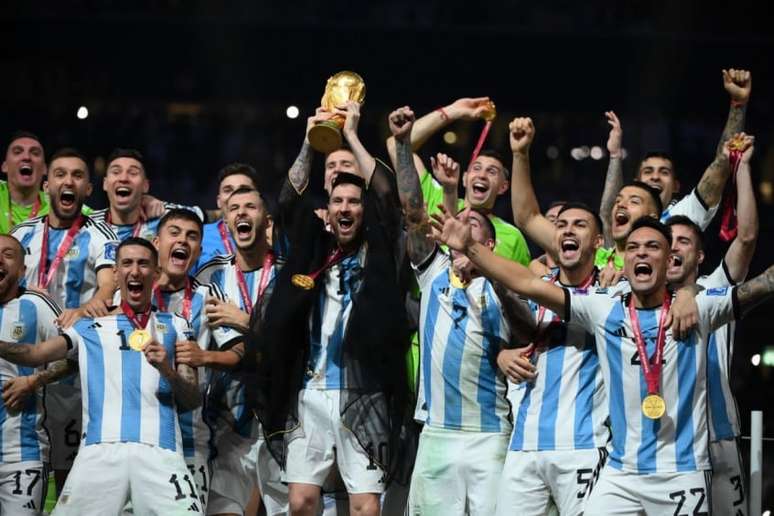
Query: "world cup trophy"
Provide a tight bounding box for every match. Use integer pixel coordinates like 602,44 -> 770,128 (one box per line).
308,71 -> 366,154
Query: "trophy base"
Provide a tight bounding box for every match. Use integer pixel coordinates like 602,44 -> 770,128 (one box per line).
309,122 -> 343,154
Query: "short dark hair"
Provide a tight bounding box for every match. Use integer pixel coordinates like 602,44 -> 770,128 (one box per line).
627,216 -> 672,246
225,185 -> 263,205
49,147 -> 90,176
464,207 -> 497,242
157,208 -> 204,236
331,172 -> 366,192
107,148 -> 146,176
0,234 -> 26,257
117,237 -> 159,264
217,163 -> 259,190
638,151 -> 678,179
557,201 -> 604,235
7,130 -> 42,148
547,200 -> 567,212
623,180 -> 664,215
472,148 -> 509,178
665,214 -> 704,252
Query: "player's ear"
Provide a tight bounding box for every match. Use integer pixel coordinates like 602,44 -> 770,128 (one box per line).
152,236 -> 160,251
496,178 -> 510,196
697,249 -> 705,266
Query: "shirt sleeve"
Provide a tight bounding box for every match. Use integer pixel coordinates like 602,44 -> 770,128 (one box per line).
697,262 -> 735,290
62,325 -> 81,359
661,188 -> 718,231
90,223 -> 119,271
202,282 -> 243,349
696,287 -> 736,334
33,293 -> 62,341
566,289 -> 615,334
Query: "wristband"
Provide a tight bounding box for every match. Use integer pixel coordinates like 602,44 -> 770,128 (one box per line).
731,99 -> 747,108
436,107 -> 450,122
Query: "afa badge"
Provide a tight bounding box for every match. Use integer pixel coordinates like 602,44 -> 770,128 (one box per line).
104,243 -> 117,261
155,322 -> 167,334
66,247 -> 80,259
11,323 -> 25,340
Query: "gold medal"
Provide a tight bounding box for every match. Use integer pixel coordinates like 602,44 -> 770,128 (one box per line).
449,270 -> 468,289
128,329 -> 151,352
728,134 -> 747,151
642,393 -> 666,419
291,274 -> 315,290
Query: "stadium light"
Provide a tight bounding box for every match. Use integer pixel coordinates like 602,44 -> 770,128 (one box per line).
443,131 -> 457,144
286,105 -> 300,119
751,354 -> 761,366
76,106 -> 89,120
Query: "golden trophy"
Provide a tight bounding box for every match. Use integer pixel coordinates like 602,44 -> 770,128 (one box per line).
308,71 -> 366,154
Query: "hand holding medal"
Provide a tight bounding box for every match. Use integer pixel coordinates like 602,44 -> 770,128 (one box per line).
719,132 -> 755,242
628,293 -> 671,420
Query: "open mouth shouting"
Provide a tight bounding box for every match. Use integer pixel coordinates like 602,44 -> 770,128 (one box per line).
170,246 -> 190,268
560,237 -> 580,261
336,215 -> 354,234
633,262 -> 654,282
115,186 -> 133,199
234,218 -> 253,242
613,209 -> 630,232
0,268 -> 7,283
59,189 -> 77,210
126,279 -> 144,301
469,180 -> 490,201
668,253 -> 684,276
19,164 -> 34,178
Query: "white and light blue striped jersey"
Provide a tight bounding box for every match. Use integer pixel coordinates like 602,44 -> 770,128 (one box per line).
63,310 -> 189,452
0,289 -> 61,463
510,276 -> 608,451
90,203 -> 204,242
304,248 -> 366,390
11,215 -> 118,309
660,188 -> 718,231
698,263 -> 741,441
568,286 -> 736,474
415,250 -> 512,434
195,255 -> 271,438
154,279 -> 241,460
193,221 -> 235,275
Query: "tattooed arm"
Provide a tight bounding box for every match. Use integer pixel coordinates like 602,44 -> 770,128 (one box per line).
694,155 -> 731,209
279,109 -> 328,204
715,69 -> 751,157
600,112 -> 624,247
735,265 -> 774,319
388,106 -> 436,265
144,340 -> 201,411
2,359 -> 78,412
0,336 -> 69,367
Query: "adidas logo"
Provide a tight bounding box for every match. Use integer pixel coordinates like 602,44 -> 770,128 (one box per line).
23,500 -> 36,509
188,501 -> 200,512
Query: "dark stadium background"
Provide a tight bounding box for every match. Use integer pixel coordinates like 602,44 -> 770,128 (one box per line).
2,1 -> 773,510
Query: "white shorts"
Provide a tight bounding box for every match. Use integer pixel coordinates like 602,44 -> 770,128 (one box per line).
710,439 -> 747,516
44,382 -> 82,471
408,425 -> 508,516
286,389 -> 385,495
0,461 -> 48,515
496,448 -> 606,516
584,465 -> 711,515
52,442 -> 203,515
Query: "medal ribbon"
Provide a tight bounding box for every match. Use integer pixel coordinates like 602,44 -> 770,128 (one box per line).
7,191 -> 41,230
307,247 -> 348,283
107,209 -> 145,238
37,214 -> 85,289
628,292 -> 671,396
235,251 -> 275,314
719,147 -> 744,242
120,299 -> 152,330
153,278 -> 193,321
470,121 -> 492,164
218,220 -> 235,255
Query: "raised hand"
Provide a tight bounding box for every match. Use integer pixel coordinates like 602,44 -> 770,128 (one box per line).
509,117 -> 535,155
428,205 -> 474,252
722,68 -> 752,105
388,106 -> 415,142
340,100 -> 362,139
446,97 -> 493,121
722,132 -> 755,162
430,153 -> 460,192
305,107 -> 334,140
605,111 -> 623,158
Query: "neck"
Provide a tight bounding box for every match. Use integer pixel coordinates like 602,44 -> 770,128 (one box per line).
46,210 -> 76,229
156,271 -> 188,291
668,270 -> 698,291
558,260 -> 595,286
0,284 -> 19,305
465,196 -> 493,213
8,182 -> 38,206
109,205 -> 141,225
236,240 -> 268,271
614,238 -> 626,254
632,284 -> 668,308
122,299 -> 150,314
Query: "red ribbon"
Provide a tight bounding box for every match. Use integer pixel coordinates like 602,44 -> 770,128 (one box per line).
306,247 -> 348,284
154,278 -> 192,322
107,209 -> 145,238
628,292 -> 672,396
719,149 -> 744,242
235,251 -> 275,315
7,193 -> 41,230
37,214 -> 85,289
218,220 -> 235,255
120,299 -> 152,330
470,120 -> 493,164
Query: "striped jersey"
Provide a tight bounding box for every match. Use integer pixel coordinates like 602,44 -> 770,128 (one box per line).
154,279 -> 241,460
415,249 -> 512,434
698,263 -> 741,441
192,221 -> 235,275
195,254 -> 272,438
62,310 -> 189,452
11,215 -> 118,309
660,188 -> 718,231
567,286 -> 736,474
510,274 -> 608,451
0,289 -> 61,463
90,203 -> 204,242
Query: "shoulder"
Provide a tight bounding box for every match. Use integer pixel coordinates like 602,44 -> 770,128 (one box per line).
10,215 -> 43,236
20,289 -> 62,316
195,254 -> 233,278
88,208 -> 108,222
83,215 -> 119,241
191,277 -> 224,300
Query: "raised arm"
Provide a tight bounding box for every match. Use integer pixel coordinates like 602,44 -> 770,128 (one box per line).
600,111 -> 624,246
508,117 -> 557,257
430,153 -> 461,215
341,100 -> 376,185
279,109 -> 322,204
723,134 -> 757,282
0,336 -> 70,367
715,69 -> 751,157
429,206 -> 566,314
735,264 -> 774,319
389,106 -> 436,265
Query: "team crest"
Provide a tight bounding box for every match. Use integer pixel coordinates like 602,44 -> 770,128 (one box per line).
155,322 -> 167,334
11,323 -> 25,340
104,242 -> 117,261
66,247 -> 80,259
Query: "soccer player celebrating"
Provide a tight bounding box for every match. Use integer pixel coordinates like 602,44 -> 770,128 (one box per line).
10,147 -> 119,492
666,133 -> 757,515
390,106 -> 533,515
385,97 -> 530,266
195,186 -> 287,516
430,209 -> 774,515
0,132 -> 48,234
91,148 -> 203,242
0,237 -> 203,515
0,234 -> 61,513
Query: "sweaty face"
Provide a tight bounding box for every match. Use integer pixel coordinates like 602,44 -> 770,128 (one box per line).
154,218 -> 202,279
667,224 -> 703,284
462,156 -> 508,210
103,157 -> 148,214
0,236 -> 24,300
610,186 -> 659,241
217,174 -> 256,210
552,208 -> 602,271
624,227 -> 670,297
116,245 -> 159,310
46,157 -> 92,221
2,137 -> 46,190
225,191 -> 268,251
637,157 -> 678,207
328,183 -> 364,248
324,150 -> 361,194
